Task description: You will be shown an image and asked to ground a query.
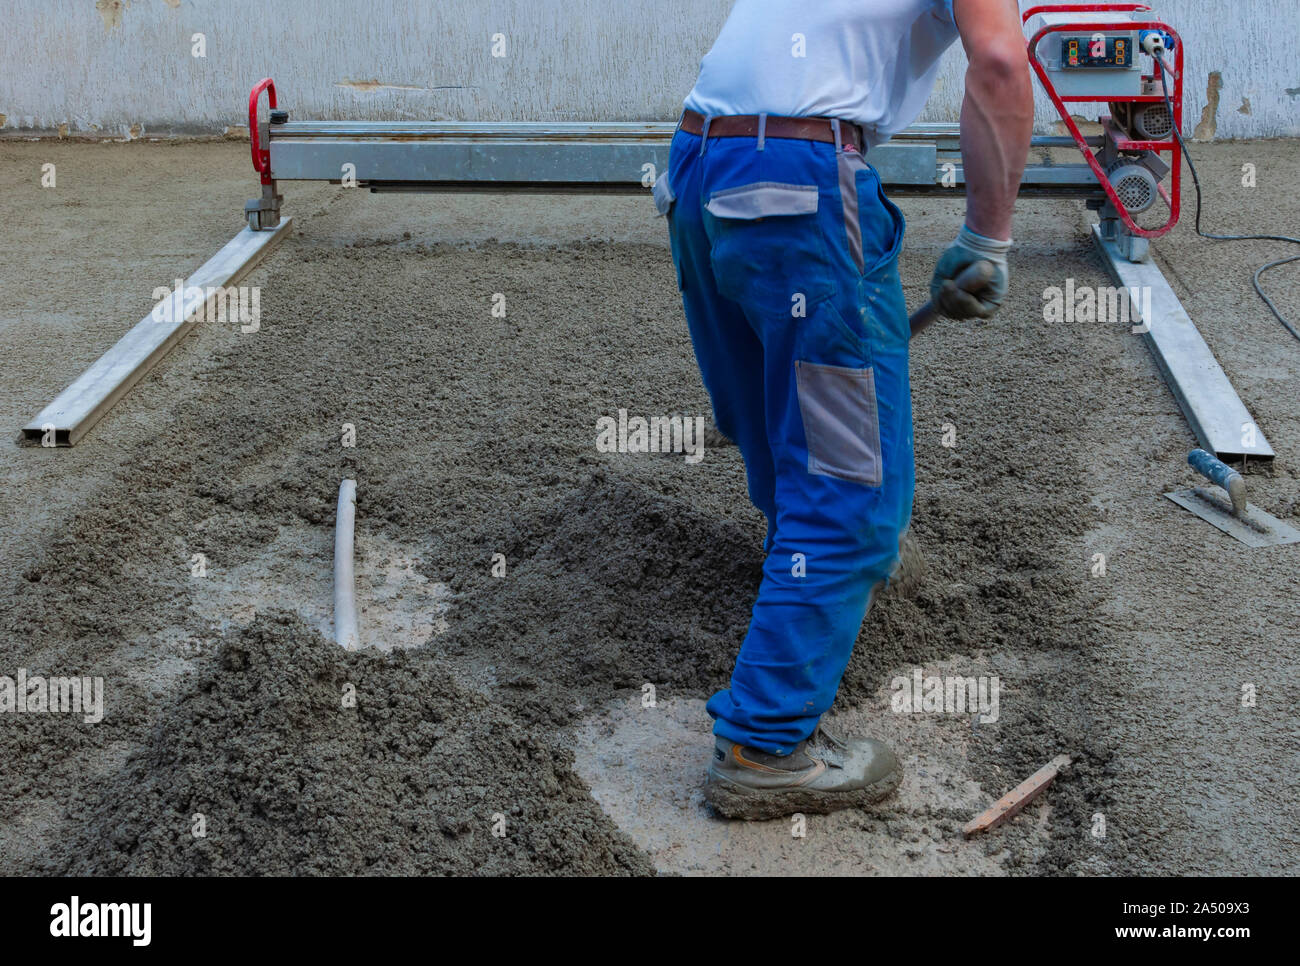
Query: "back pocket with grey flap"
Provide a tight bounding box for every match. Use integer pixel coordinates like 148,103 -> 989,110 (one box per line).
705,182 -> 835,310
794,360 -> 882,485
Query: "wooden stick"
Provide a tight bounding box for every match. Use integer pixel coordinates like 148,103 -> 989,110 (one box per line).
963,754 -> 1072,838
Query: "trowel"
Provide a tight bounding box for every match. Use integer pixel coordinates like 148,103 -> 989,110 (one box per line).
908,261 -> 995,339
1166,449 -> 1300,548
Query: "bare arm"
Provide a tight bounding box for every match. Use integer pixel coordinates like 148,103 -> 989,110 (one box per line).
952,0 -> 1034,240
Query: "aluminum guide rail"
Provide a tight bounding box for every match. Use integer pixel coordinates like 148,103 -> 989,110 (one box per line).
20,218 -> 293,446
1093,224 -> 1274,461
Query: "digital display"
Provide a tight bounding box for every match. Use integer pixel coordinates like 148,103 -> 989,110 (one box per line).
1062,35 -> 1131,68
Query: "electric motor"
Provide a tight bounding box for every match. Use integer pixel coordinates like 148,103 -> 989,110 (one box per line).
1132,101 -> 1173,140
1106,159 -> 1160,212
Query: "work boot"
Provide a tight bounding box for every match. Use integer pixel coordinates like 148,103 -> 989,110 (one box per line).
704,725 -> 902,820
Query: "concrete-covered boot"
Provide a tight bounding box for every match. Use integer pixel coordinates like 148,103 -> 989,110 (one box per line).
705,725 -> 902,820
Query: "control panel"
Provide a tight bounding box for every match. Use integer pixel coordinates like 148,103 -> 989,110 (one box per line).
1026,10 -> 1143,97
1061,34 -> 1131,69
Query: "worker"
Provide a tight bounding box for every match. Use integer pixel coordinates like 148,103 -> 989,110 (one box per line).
655,0 -> 1033,819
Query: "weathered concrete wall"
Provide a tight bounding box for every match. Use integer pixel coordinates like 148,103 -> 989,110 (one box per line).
0,1 -> 1295,138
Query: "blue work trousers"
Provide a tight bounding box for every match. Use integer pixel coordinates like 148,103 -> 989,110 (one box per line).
659,121 -> 914,754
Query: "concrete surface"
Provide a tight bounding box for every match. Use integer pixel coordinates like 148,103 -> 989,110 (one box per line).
1,136 -> 1297,874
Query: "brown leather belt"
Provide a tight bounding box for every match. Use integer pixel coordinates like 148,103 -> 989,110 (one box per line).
679,108 -> 865,153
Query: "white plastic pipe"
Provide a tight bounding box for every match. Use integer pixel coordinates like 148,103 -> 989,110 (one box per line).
333,479 -> 360,650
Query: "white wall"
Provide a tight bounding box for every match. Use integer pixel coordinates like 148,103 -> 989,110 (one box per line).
0,1 -> 1294,139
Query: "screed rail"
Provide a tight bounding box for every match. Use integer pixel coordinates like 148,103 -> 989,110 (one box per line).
20,219 -> 293,447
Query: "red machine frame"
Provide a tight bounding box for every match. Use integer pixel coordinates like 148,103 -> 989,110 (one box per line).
249,77 -> 277,187
1023,3 -> 1183,238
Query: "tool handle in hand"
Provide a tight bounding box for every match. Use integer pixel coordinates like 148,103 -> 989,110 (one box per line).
908,260 -> 996,339
1188,448 -> 1247,516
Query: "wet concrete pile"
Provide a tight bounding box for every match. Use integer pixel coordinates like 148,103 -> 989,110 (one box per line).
37,613 -> 650,875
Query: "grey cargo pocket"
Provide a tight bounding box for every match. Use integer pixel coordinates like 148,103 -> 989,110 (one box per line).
795,360 -> 882,486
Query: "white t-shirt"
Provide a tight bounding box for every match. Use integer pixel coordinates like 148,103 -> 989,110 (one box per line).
684,0 -> 960,147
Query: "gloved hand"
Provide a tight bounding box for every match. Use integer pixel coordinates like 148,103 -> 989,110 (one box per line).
929,225 -> 1012,319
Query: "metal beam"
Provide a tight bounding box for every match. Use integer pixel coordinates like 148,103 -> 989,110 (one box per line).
266,121 -> 1102,193
20,218 -> 293,447
1092,225 -> 1274,462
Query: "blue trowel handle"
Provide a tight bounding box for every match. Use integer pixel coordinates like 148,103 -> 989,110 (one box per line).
1188,449 -> 1247,517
